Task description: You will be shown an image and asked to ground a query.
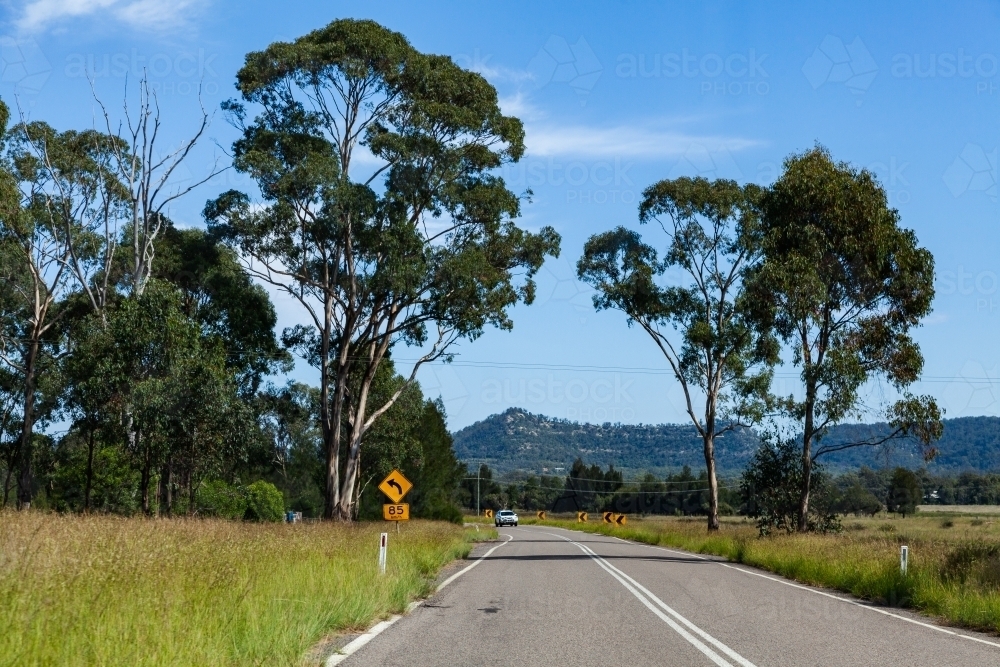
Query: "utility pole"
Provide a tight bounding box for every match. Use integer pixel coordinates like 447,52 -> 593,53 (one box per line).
477,464 -> 481,517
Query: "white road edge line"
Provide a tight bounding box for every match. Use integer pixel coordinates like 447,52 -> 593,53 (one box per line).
437,533 -> 513,591
547,526 -> 1000,651
716,562 -> 1000,650
325,533 -> 514,666
542,531 -> 756,667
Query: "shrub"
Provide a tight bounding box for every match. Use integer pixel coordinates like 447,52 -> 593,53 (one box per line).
943,543 -> 1000,588
196,480 -> 284,522
243,481 -> 285,522
740,437 -> 840,535
196,480 -> 246,519
886,468 -> 922,517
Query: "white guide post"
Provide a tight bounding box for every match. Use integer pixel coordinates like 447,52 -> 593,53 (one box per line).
378,532 -> 388,575
900,545 -> 908,575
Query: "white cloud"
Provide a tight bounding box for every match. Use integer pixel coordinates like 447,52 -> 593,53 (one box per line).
16,0 -> 206,32
501,95 -> 760,161
524,122 -> 760,160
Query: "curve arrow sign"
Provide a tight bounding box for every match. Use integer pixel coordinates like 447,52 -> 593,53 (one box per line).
378,469 -> 413,503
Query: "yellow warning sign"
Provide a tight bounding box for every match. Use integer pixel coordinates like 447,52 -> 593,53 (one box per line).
378,469 -> 413,504
577,512 -> 588,522
383,503 -> 410,521
484,509 -> 494,519
603,511 -> 615,524
615,514 -> 627,525
537,511 -> 547,520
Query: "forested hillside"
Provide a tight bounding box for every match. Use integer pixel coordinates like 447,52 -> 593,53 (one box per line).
453,409 -> 1000,475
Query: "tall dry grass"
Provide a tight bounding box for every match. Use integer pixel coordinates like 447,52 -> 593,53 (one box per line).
0,512 -> 476,667
527,513 -> 1000,635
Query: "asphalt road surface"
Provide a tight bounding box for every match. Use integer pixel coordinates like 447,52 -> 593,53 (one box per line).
342,525 -> 1000,666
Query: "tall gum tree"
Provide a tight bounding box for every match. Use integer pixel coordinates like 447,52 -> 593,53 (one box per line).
748,147 -> 941,532
0,106 -> 90,509
206,19 -> 559,520
578,177 -> 777,531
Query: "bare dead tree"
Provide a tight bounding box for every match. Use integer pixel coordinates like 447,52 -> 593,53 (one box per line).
92,73 -> 222,296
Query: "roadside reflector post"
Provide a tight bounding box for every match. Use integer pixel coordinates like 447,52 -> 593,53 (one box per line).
379,532 -> 388,575
900,545 -> 908,575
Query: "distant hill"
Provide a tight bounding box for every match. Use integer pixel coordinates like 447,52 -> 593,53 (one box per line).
451,409 -> 1000,476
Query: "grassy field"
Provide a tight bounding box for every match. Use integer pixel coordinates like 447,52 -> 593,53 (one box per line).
525,513 -> 1000,635
0,512 -> 488,667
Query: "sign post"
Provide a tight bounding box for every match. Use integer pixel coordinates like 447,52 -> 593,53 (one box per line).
379,470 -> 413,532
378,532 -> 387,575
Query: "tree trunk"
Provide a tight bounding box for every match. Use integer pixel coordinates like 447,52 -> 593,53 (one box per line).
703,434 -> 720,531
159,458 -> 172,517
321,299 -> 347,520
84,427 -> 95,513
188,470 -> 196,516
798,398 -> 815,532
140,436 -> 151,515
16,339 -> 39,511
338,435 -> 361,522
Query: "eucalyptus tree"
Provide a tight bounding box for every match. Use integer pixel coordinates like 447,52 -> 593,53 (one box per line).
0,105 -> 90,509
748,146 -> 941,531
207,19 -> 559,520
0,364 -> 20,507
11,121 -> 128,321
578,177 -> 776,530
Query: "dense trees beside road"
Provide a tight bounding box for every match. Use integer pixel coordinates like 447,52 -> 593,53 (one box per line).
0,19 -> 554,521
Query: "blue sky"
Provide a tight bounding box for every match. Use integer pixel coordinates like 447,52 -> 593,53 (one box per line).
3,1 -> 1000,430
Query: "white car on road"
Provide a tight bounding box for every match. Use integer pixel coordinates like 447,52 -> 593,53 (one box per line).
494,510 -> 518,527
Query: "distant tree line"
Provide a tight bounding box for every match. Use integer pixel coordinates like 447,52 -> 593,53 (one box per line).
468,458 -> 1000,530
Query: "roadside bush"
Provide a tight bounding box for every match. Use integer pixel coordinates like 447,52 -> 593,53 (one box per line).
943,542 -> 1000,589
740,437 -> 840,535
196,480 -> 246,519
243,481 -> 285,522
196,480 -> 284,521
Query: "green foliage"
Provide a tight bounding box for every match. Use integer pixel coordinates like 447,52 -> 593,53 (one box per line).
196,480 -> 247,520
402,400 -> 466,523
747,145 -> 941,529
834,482 -> 883,517
740,437 -> 840,535
208,18 -> 559,519
887,467 -> 921,517
194,480 -> 284,522
242,480 -> 285,522
578,177 -> 777,529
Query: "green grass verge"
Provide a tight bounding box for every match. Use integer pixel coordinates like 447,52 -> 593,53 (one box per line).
525,514 -> 1000,635
0,512 -> 493,667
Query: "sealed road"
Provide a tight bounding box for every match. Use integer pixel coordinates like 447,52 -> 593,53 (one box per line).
342,525 -> 1000,666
